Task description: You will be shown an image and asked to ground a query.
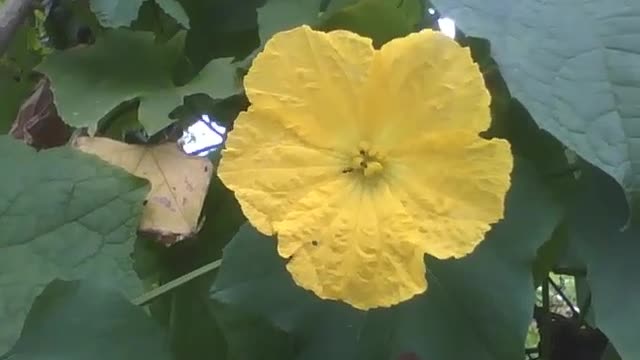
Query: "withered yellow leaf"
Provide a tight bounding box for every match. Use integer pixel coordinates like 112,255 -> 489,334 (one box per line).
73,136 -> 213,241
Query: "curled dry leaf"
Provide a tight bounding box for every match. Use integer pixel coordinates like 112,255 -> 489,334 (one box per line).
9,78 -> 72,150
73,136 -> 213,246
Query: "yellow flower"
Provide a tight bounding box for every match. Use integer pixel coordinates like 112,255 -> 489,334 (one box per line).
218,25 -> 513,310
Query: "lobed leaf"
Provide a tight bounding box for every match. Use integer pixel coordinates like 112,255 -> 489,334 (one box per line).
0,136 -> 149,353
37,30 -> 239,135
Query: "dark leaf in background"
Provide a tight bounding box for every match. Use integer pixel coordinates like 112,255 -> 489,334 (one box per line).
257,0 -> 323,45
0,17 -> 45,133
567,164 -> 640,360
179,0 -> 262,70
43,0 -> 100,49
2,279 -> 172,360
319,0 -> 424,48
211,159 -> 562,360
0,65 -> 34,134
210,301 -> 294,360
532,222 -> 569,288
136,149 -> 245,360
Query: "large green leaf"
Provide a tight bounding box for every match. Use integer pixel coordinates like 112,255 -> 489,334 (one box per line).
568,164 -> 640,360
429,0 -> 640,212
0,136 -> 149,353
37,30 -> 239,135
210,160 -> 562,360
2,280 -> 171,360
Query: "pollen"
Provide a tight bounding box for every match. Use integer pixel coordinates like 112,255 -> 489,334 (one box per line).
349,144 -> 384,177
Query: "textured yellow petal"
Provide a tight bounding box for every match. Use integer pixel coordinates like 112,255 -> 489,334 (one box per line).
386,131 -> 513,259
244,25 -> 374,152
275,177 -> 427,310
73,137 -> 212,243
361,29 -> 491,151
218,109 -> 347,236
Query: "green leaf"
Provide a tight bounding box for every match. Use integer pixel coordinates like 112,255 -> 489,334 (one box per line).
319,0 -> 423,47
2,280 -> 171,360
0,21 -> 45,133
210,159 -> 562,360
430,0 -> 640,214
89,0 -> 144,28
602,343 -> 623,360
89,0 -> 145,28
0,65 -> 33,133
488,101 -> 578,216
37,30 -> 239,135
532,222 -> 568,287
179,0 -> 260,70
568,164 -> 640,360
322,0 -> 359,13
210,301 -> 294,360
6,23 -> 43,70
154,0 -> 190,29
0,136 -> 149,353
258,0 -> 323,44
152,274 -> 229,360
137,155 -> 246,360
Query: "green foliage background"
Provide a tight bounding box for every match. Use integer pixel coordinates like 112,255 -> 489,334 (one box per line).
0,0 -> 636,359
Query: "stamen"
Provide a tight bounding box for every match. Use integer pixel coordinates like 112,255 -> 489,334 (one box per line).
364,161 -> 383,177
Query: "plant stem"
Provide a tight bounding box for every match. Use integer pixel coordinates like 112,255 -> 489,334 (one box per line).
577,291 -> 592,326
540,277 -> 551,360
0,0 -> 35,57
131,259 -> 222,306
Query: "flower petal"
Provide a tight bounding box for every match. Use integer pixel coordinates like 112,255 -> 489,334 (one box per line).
275,178 -> 427,310
218,109 -> 346,235
386,131 -> 513,259
244,25 -> 375,151
361,29 -> 491,150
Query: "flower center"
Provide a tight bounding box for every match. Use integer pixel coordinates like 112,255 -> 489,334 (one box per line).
343,142 -> 384,178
